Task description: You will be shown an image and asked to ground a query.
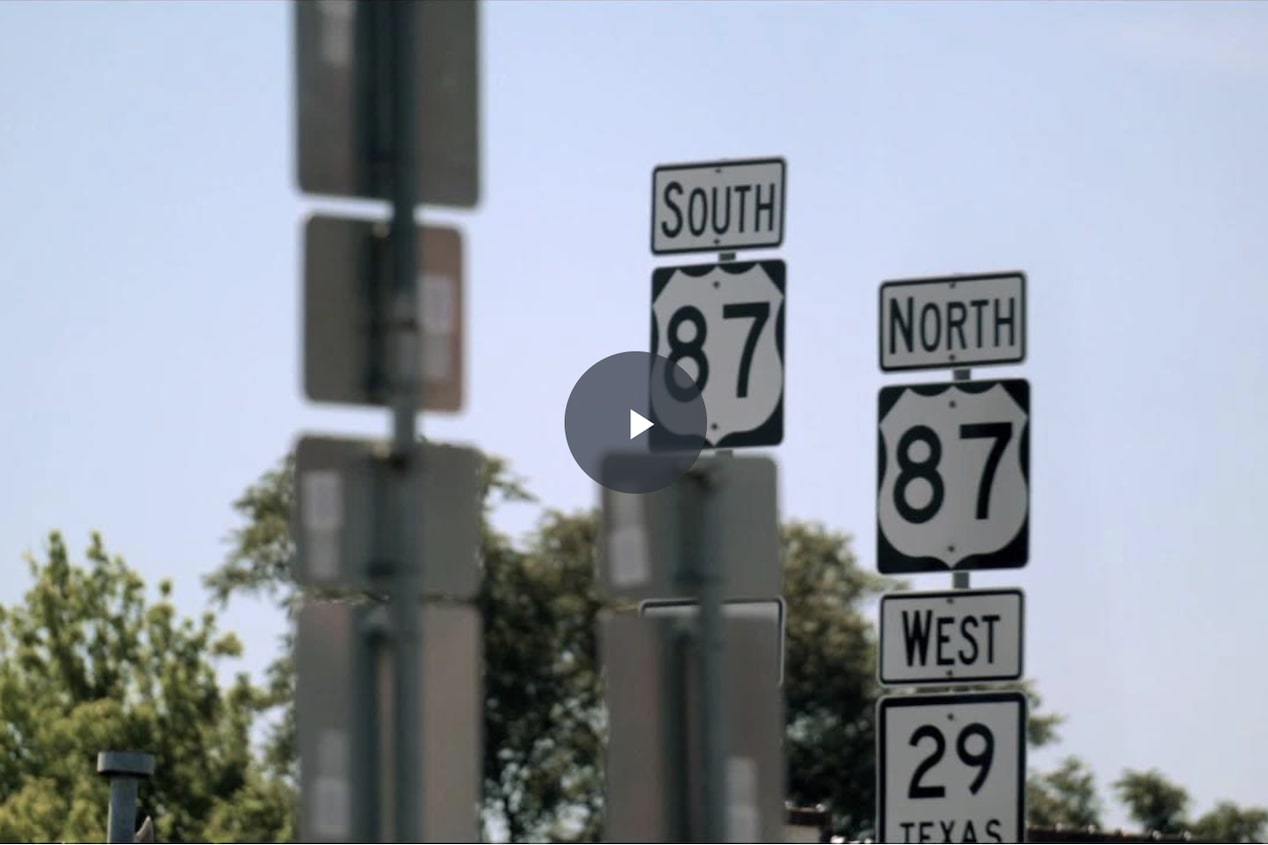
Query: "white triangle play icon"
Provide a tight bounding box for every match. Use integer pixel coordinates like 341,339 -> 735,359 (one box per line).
629,409 -> 654,440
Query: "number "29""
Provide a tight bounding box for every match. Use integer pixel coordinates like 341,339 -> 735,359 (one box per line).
908,722 -> 995,799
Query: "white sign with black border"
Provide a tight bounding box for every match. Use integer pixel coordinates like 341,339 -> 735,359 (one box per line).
651,158 -> 786,255
638,597 -> 786,685
879,272 -> 1026,372
878,691 -> 1026,845
651,261 -> 786,449
877,379 -> 1029,574
879,589 -> 1024,686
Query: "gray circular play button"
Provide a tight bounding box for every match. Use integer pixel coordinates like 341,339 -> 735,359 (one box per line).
565,351 -> 708,494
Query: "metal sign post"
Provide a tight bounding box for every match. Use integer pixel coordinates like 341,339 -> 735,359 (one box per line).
97,751 -> 155,845
598,454 -> 784,842
684,465 -> 727,842
600,157 -> 789,842
953,367 -> 972,591
382,3 -> 424,840
874,269 -> 1032,841
294,1 -> 482,841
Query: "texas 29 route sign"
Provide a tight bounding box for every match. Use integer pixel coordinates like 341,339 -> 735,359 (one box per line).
651,261 -> 786,448
878,691 -> 1027,844
877,380 -> 1029,574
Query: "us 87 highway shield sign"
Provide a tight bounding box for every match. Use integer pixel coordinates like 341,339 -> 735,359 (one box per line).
651,261 -> 785,449
877,380 -> 1029,574
878,691 -> 1026,844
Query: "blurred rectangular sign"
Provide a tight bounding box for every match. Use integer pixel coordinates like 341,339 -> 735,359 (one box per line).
879,272 -> 1025,372
878,589 -> 1023,686
297,601 -> 482,843
639,597 -> 786,685
597,454 -> 781,601
293,435 -> 482,597
651,158 -> 785,255
295,0 -> 479,207
602,613 -> 785,842
297,600 -> 376,843
304,216 -> 465,412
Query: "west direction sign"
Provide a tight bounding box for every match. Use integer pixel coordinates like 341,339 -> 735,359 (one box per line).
877,691 -> 1027,845
879,272 -> 1025,373
877,379 -> 1030,574
879,589 -> 1023,685
651,158 -> 785,255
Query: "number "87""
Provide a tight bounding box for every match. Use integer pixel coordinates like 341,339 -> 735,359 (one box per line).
894,423 -> 1013,525
662,302 -> 769,400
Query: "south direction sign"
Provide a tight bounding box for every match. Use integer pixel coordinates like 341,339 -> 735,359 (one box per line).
877,379 -> 1030,574
877,691 -> 1027,845
879,272 -> 1025,372
651,158 -> 785,255
651,260 -> 786,449
879,589 -> 1024,686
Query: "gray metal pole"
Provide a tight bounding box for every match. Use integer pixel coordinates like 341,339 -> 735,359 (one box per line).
952,367 -> 971,591
699,249 -> 739,841
693,443 -> 735,842
697,466 -> 729,842
97,751 -> 155,844
387,1 -> 424,842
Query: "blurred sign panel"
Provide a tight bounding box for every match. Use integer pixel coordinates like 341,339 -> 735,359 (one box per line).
293,435 -> 482,597
598,454 -> 781,601
297,601 -> 482,843
295,0 -> 479,207
304,216 -> 465,412
639,597 -> 786,685
601,613 -> 785,842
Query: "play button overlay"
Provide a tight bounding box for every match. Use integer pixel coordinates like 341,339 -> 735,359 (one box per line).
565,351 -> 708,494
630,410 -> 654,440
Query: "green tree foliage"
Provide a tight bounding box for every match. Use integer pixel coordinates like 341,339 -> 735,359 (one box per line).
782,520 -> 893,836
1191,800 -> 1268,843
1027,755 -> 1103,829
0,532 -> 291,843
1110,768 -> 1268,842
205,451 -> 299,786
212,450 -> 1073,841
1114,768 -> 1190,835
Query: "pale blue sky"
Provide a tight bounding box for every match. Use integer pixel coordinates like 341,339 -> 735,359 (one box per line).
3,0 -> 1268,831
